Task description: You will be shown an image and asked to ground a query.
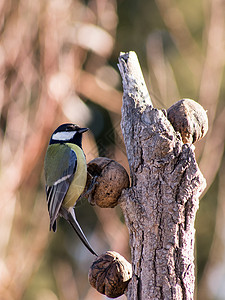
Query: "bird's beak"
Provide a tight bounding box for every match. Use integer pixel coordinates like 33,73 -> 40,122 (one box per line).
78,127 -> 89,134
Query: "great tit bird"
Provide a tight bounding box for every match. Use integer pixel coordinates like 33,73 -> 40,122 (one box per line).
44,123 -> 97,256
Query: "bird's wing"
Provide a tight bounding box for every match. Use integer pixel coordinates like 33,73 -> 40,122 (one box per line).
45,144 -> 77,231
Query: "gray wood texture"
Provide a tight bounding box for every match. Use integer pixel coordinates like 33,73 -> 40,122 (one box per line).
118,52 -> 206,300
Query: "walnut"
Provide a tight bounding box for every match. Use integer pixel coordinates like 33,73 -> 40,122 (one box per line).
88,251 -> 132,298
87,157 -> 130,208
167,98 -> 208,144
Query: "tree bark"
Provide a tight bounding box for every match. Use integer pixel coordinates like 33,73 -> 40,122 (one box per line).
118,52 -> 206,300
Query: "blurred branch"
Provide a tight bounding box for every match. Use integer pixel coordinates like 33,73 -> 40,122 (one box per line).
198,0 -> 225,124
0,0 -> 120,299
197,0 -> 225,193
95,207 -> 130,259
199,107 -> 225,194
155,0 -> 202,78
146,32 -> 180,107
198,158 -> 225,300
53,261 -> 79,300
76,70 -> 122,114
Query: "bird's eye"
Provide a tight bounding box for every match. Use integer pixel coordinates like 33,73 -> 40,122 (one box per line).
66,125 -> 74,131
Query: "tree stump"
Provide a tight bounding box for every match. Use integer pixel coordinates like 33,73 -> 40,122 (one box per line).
117,51 -> 207,300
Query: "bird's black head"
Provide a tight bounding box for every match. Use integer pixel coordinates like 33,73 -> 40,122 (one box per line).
49,123 -> 88,148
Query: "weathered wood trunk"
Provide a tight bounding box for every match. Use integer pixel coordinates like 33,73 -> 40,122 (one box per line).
118,52 -> 206,300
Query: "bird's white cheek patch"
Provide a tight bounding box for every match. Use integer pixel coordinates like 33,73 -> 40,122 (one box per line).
52,131 -> 75,141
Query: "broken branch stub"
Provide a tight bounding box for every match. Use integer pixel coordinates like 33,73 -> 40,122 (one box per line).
118,51 -> 207,300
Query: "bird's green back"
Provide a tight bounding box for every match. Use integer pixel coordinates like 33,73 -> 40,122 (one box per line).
44,144 -> 72,186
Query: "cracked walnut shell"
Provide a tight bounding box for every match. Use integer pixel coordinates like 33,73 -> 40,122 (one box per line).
88,251 -> 132,298
167,98 -> 208,144
87,157 -> 130,208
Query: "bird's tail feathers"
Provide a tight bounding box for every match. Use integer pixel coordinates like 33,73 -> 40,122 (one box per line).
49,220 -> 57,232
60,206 -> 98,256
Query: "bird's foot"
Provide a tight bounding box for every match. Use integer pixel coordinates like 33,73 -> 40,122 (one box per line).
78,172 -> 99,205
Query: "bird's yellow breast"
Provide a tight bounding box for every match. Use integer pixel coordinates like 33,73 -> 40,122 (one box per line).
62,143 -> 87,209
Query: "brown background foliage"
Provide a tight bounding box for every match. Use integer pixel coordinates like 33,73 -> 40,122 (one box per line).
0,0 -> 225,299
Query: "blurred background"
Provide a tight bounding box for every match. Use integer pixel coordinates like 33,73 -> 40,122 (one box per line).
0,0 -> 225,299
